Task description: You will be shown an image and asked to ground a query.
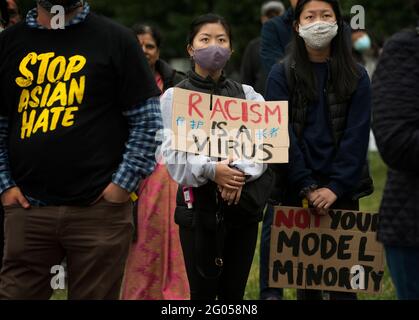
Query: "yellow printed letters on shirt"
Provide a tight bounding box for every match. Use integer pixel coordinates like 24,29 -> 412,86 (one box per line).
15,52 -> 87,139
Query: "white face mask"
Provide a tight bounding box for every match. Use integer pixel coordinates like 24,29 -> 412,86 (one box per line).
298,21 -> 338,50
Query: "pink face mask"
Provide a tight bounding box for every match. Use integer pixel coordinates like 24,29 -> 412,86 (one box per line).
192,45 -> 231,72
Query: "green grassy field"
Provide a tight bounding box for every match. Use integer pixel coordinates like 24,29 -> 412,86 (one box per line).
52,151 -> 396,300
244,151 -> 397,300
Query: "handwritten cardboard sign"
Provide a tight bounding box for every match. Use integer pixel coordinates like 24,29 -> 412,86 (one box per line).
171,88 -> 289,163
269,207 -> 385,294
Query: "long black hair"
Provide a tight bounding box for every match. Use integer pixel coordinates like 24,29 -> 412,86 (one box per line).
187,13 -> 233,49
289,0 -> 360,103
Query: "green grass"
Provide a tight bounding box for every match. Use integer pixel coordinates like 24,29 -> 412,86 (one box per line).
244,151 -> 397,300
50,290 -> 68,300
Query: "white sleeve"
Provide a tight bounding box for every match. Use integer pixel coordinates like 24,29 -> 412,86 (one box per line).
160,88 -> 216,187
242,84 -> 265,102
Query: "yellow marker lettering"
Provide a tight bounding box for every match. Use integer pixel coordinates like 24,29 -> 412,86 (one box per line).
32,108 -> 50,134
68,76 -> 85,105
29,86 -> 42,108
49,107 -> 65,131
64,55 -> 86,81
15,52 -> 37,88
47,82 -> 67,107
62,107 -> 79,127
47,56 -> 66,83
40,83 -> 51,107
36,52 -> 55,85
17,89 -> 30,113
20,110 -> 36,139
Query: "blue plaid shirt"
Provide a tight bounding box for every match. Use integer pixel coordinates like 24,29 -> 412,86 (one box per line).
0,3 -> 163,206
26,1 -> 91,29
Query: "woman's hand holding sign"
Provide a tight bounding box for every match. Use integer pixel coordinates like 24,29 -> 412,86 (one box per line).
309,188 -> 338,210
214,160 -> 245,190
215,159 -> 245,205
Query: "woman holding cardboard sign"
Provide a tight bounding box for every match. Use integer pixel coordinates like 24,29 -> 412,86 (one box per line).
160,13 -> 274,300
266,0 -> 373,300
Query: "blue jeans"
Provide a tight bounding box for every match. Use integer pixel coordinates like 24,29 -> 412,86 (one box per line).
385,245 -> 419,300
259,204 -> 283,299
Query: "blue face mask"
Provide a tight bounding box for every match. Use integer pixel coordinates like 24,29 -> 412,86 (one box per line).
354,35 -> 372,53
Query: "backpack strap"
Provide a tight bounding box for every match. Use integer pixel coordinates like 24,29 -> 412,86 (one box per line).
282,56 -> 296,96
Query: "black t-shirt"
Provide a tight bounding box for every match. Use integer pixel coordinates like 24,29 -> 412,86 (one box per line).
0,13 -> 161,205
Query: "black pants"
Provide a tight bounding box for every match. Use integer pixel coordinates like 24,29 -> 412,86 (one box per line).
179,221 -> 259,300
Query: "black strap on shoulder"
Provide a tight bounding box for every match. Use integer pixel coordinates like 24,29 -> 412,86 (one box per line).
282,56 -> 296,96
233,80 -> 246,98
281,56 -> 298,131
175,78 -> 189,89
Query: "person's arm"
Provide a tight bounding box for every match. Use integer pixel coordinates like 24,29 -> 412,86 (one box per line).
239,84 -> 269,181
0,116 -> 16,195
265,64 -> 317,192
326,67 -> 372,198
0,116 -> 30,208
112,97 -> 163,193
0,33 -> 30,207
287,127 -> 317,191
104,29 -> 163,200
160,88 -> 215,187
261,17 -> 285,74
160,88 -> 245,190
372,35 -> 419,173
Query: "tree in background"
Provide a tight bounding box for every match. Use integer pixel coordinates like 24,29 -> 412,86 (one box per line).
17,0 -> 419,75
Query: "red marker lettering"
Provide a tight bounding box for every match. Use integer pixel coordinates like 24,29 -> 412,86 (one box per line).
188,93 -> 204,118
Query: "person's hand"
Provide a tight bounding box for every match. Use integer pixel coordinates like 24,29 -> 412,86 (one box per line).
214,161 -> 245,190
1,187 -> 30,209
309,188 -> 337,209
101,183 -> 131,204
218,186 -> 243,206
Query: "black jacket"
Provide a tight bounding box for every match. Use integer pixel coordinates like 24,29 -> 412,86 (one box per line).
155,59 -> 185,92
372,28 -> 419,247
240,37 -> 267,96
260,8 -> 294,73
268,58 -> 373,205
177,69 -> 245,97
286,58 -> 373,201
